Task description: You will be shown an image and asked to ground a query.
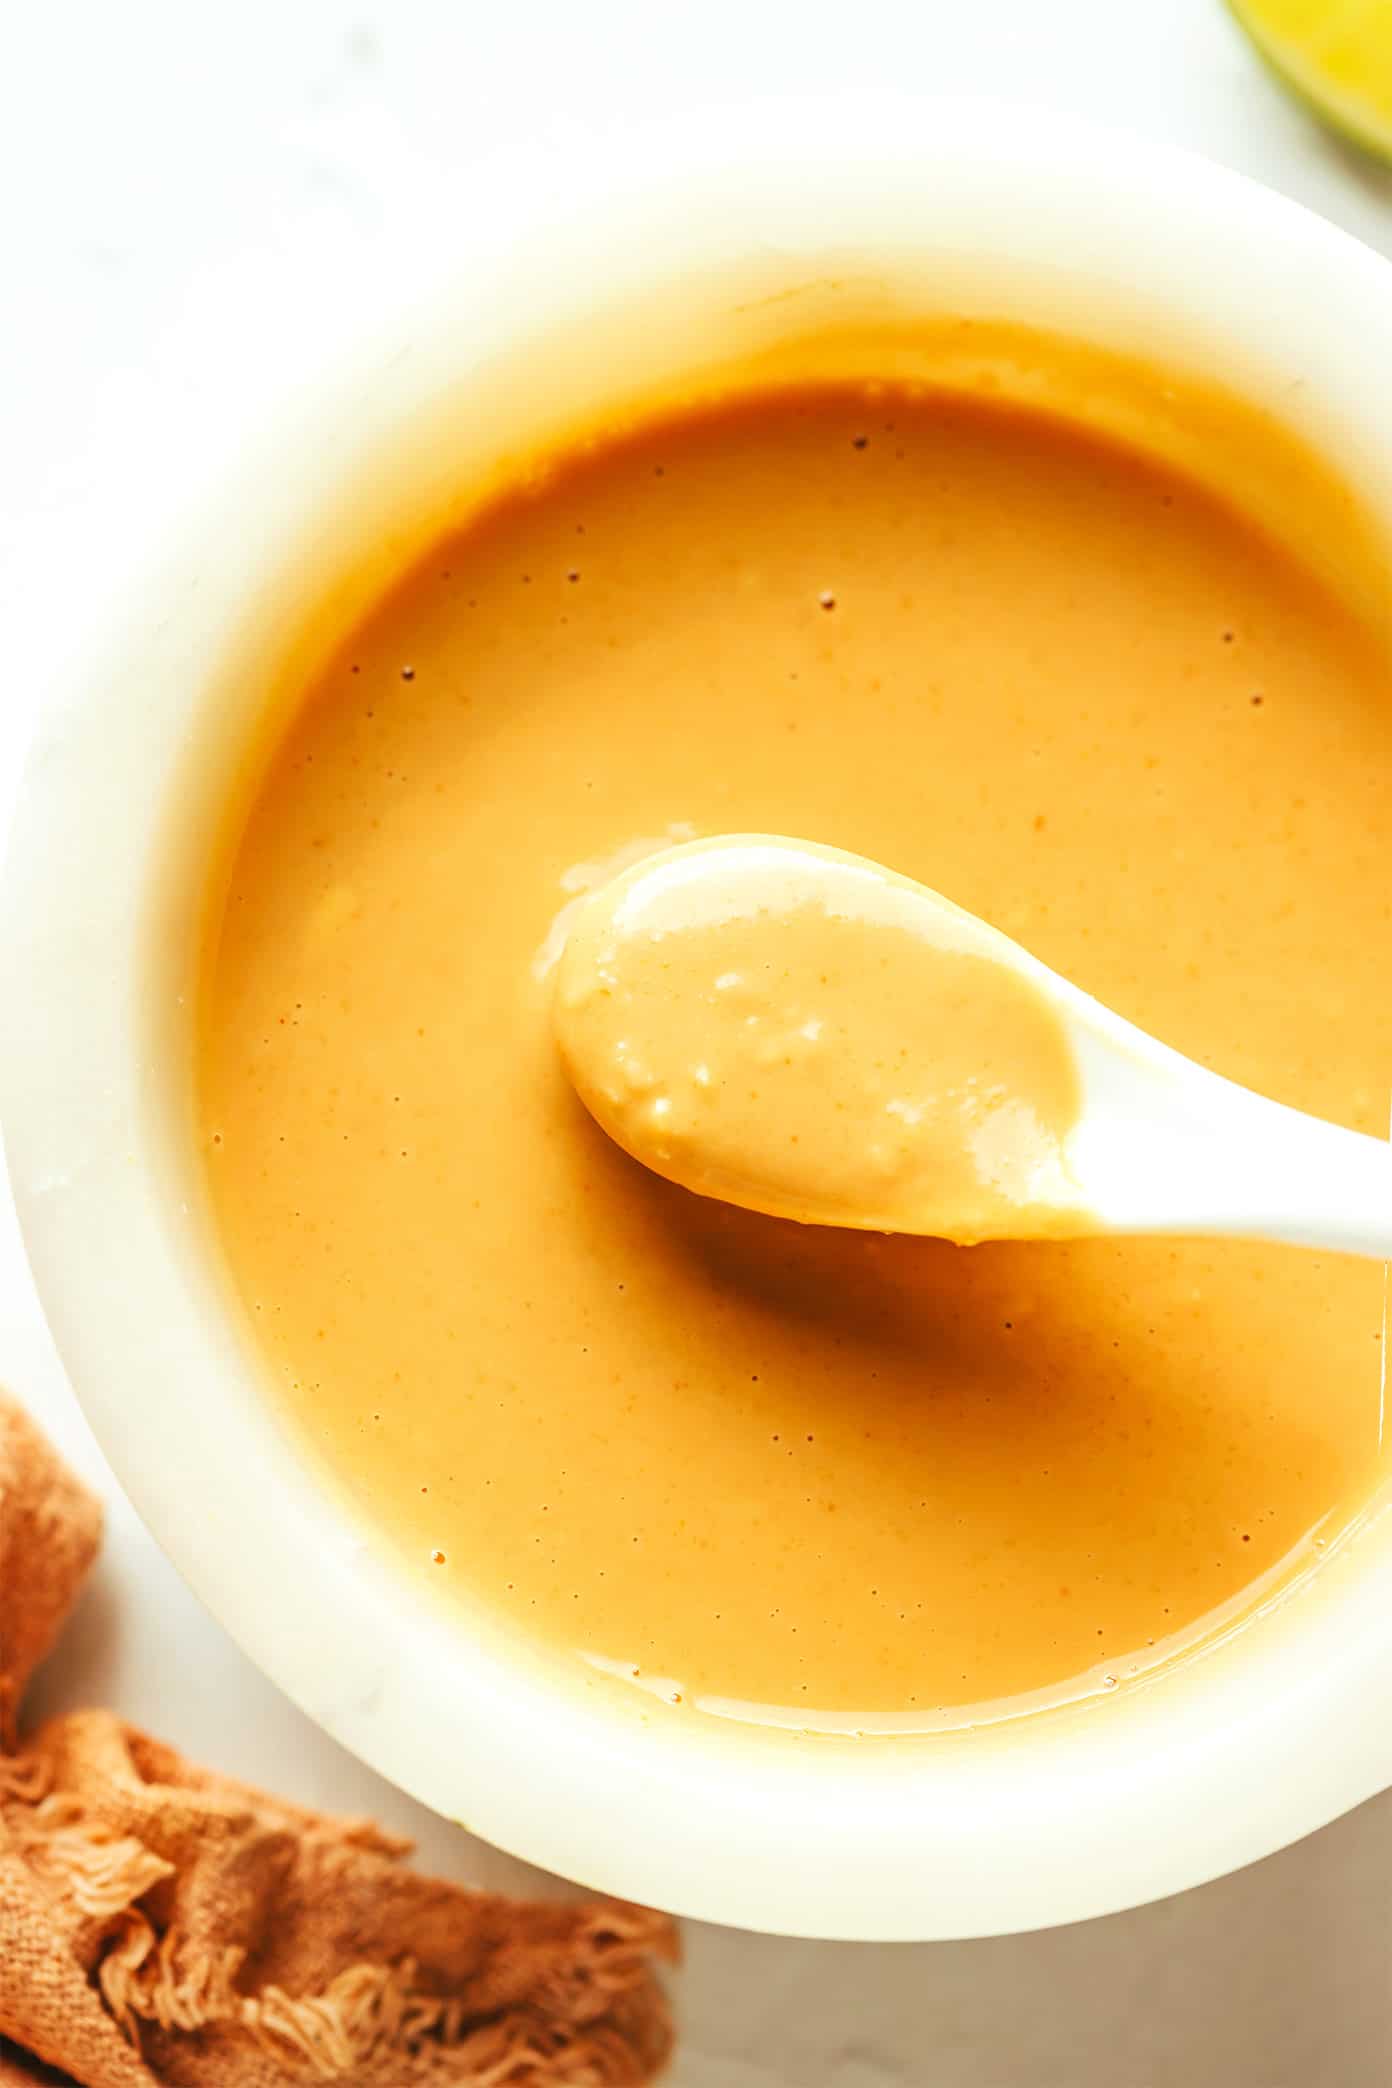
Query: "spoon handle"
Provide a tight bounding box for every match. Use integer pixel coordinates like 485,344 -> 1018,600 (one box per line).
1074,1064 -> 1392,1260
1210,1103 -> 1392,1258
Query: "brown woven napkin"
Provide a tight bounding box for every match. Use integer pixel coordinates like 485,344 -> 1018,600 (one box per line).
0,1394 -> 677,2087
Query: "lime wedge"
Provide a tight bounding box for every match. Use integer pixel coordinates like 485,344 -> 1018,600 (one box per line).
1228,0 -> 1392,163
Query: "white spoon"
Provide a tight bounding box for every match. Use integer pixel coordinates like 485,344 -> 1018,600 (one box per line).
552,833 -> 1392,1255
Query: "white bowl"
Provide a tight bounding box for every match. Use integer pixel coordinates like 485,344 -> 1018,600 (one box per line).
6,100 -> 1392,1942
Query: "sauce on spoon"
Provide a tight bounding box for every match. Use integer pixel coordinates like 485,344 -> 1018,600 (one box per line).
553,834 -> 1085,1242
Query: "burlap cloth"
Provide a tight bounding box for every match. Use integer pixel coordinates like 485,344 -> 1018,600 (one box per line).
0,1395 -> 677,2087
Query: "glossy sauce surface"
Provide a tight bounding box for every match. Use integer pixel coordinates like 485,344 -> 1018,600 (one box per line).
201,380 -> 1392,1726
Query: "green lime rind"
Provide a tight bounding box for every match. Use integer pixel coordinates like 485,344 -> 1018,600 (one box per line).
1226,0 -> 1392,168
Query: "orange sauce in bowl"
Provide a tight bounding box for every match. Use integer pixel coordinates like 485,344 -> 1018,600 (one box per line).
200,368 -> 1392,1729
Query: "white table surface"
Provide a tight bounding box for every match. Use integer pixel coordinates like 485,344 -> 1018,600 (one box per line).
3,4 -> 1391,2082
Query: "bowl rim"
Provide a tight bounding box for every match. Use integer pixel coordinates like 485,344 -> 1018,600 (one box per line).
6,96 -> 1392,1941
